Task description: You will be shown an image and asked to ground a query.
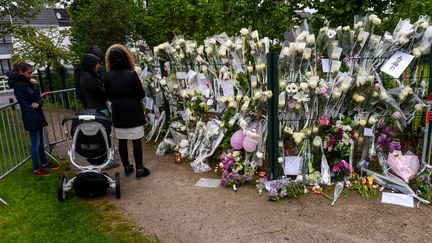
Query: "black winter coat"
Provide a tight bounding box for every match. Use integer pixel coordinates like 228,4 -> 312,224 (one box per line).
8,73 -> 47,131
80,54 -> 107,110
104,69 -> 145,128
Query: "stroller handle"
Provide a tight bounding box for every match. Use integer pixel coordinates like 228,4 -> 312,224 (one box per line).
62,115 -> 112,126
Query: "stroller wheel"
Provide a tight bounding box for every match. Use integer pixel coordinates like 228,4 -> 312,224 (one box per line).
58,175 -> 68,202
115,172 -> 121,199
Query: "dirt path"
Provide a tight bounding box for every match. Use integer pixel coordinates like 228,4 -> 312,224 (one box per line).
86,143 -> 432,243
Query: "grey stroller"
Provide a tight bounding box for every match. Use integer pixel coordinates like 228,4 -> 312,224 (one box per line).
58,109 -> 120,202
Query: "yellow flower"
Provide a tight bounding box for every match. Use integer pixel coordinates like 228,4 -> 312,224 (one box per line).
367,176 -> 373,186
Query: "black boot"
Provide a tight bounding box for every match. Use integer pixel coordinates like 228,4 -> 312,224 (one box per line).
124,164 -> 134,176
136,166 -> 150,179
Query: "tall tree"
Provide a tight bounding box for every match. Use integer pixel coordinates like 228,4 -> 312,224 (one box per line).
68,0 -> 144,57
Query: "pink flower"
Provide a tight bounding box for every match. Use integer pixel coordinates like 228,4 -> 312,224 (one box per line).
320,87 -> 327,95
374,83 -> 380,90
320,117 -> 329,125
288,102 -> 295,109
361,177 -> 367,185
332,165 -> 340,172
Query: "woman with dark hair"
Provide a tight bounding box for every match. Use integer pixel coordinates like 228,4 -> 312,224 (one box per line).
104,44 -> 149,178
80,53 -> 108,116
8,63 -> 58,176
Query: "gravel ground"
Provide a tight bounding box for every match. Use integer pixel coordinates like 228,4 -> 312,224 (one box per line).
94,143 -> 432,243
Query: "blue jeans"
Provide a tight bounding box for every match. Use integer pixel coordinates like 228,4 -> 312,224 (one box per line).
29,128 -> 48,171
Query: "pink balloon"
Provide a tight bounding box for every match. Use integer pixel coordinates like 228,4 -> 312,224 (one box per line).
230,129 -> 246,150
243,136 -> 258,153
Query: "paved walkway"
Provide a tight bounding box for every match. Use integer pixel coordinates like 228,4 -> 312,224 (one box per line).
94,143 -> 432,243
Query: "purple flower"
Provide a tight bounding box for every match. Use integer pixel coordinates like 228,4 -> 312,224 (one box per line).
220,178 -> 227,187
389,141 -> 401,153
377,122 -> 385,129
383,127 -> 394,137
377,134 -> 390,148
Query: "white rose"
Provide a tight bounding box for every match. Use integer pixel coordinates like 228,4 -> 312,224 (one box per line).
225,40 -> 233,48
413,48 -> 422,58
343,26 -> 350,31
357,21 -> 363,27
305,72 -> 312,78
420,21 -> 429,29
369,14 -> 378,21
228,101 -> 236,108
177,39 -> 185,45
373,17 -> 382,25
356,95 -> 365,102
399,93 -> 407,101
197,46 -> 204,55
308,79 -> 318,89
240,28 -> 249,36
341,83 -> 349,92
254,91 -> 262,99
180,126 -> 186,131
303,51 -> 311,60
219,122 -> 225,128
219,47 -> 227,57
247,66 -> 254,73
241,103 -> 248,111
372,91 -> 379,97
336,26 -> 342,31
312,127 -> 319,133
239,119 -> 248,129
359,119 -> 367,126
220,96 -> 228,103
256,152 -> 264,158
209,38 -> 216,45
227,96 -> 234,102
306,34 -> 315,45
278,157 -> 283,163
201,66 -> 208,73
313,136 -> 322,147
299,82 -> 308,90
354,24 -> 359,30
368,116 -> 377,125
251,81 -> 257,88
415,104 -> 426,111
264,91 -> 273,98
236,95 -> 242,102
207,99 -> 214,106
294,103 -> 302,110
251,31 -> 259,39
279,81 -> 286,89
367,75 -> 375,82
399,36 -> 408,45
332,89 -> 341,99
205,47 -> 213,54
280,47 -> 291,57
181,91 -> 188,98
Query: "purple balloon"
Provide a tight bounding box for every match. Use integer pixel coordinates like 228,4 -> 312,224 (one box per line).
230,129 -> 246,150
243,136 -> 258,153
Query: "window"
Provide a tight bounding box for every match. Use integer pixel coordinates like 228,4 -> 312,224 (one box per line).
0,59 -> 11,75
0,35 -> 12,44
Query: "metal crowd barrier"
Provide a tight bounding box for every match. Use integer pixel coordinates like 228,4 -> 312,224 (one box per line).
0,88 -> 81,179
41,88 -> 80,160
0,101 -> 30,179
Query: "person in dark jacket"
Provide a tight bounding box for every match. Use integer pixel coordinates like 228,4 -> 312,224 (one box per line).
104,44 -> 149,178
80,53 -> 108,116
74,45 -> 105,109
7,63 -> 58,176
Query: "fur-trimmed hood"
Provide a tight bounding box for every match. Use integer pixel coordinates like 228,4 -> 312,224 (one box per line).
105,44 -> 135,72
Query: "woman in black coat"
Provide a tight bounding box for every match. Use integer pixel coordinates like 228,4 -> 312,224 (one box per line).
80,53 -> 108,116
7,63 -> 58,176
104,44 -> 149,178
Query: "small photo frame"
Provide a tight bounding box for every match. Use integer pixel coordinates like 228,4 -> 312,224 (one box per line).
380,51 -> 414,78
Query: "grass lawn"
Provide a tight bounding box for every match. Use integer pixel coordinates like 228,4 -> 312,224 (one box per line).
0,160 -> 152,243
